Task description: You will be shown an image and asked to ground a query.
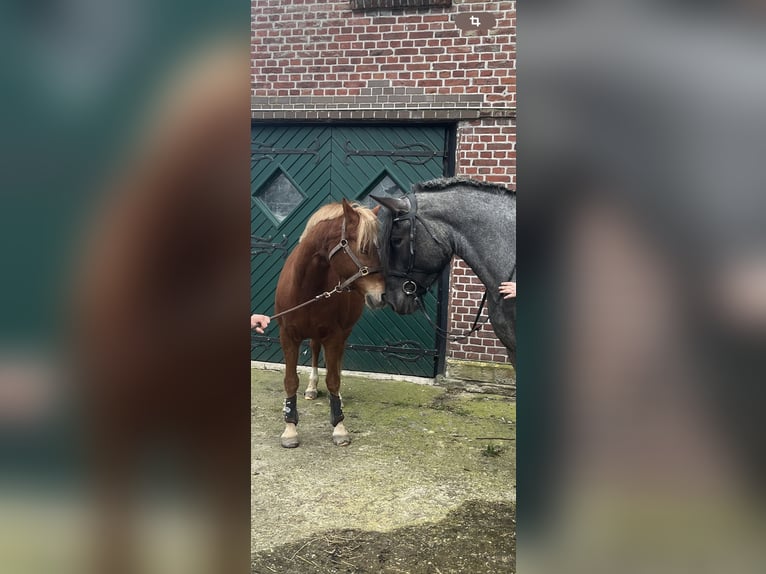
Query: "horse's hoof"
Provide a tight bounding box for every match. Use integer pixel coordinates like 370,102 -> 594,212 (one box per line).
281,436 -> 300,448
304,389 -> 318,400
332,434 -> 351,446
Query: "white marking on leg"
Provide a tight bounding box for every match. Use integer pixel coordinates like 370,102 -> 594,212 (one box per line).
304,367 -> 319,399
281,423 -> 299,448
332,421 -> 351,446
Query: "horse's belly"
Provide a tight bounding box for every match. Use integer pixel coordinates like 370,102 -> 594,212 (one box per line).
302,312 -> 361,339
278,289 -> 364,342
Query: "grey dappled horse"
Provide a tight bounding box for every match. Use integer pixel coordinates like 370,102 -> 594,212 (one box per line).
373,177 -> 516,365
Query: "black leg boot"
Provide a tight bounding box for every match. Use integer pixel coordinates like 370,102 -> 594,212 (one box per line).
330,394 -> 350,446
281,396 -> 299,448
329,394 -> 344,427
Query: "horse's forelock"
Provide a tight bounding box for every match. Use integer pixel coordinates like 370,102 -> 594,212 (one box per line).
299,202 -> 379,252
355,205 -> 379,252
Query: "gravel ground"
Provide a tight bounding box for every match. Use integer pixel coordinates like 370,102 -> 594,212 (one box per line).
252,367 -> 516,573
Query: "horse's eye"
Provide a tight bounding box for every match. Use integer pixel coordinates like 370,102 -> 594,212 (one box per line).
391,237 -> 404,247
360,248 -> 368,255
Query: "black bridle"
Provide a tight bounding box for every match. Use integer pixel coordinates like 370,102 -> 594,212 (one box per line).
388,193 -> 515,342
389,194 -> 447,296
270,217 -> 381,321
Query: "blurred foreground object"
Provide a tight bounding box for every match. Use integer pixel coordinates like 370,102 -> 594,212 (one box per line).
71,40 -> 250,574
519,2 -> 766,573
0,2 -> 249,572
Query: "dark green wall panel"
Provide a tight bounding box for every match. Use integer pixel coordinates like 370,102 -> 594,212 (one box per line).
251,124 -> 450,377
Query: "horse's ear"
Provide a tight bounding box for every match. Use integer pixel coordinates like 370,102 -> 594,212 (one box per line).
371,205 -> 381,215
370,195 -> 409,214
341,198 -> 359,223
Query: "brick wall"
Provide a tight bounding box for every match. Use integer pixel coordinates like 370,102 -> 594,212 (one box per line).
251,0 -> 516,366
449,117 -> 514,363
251,0 -> 515,118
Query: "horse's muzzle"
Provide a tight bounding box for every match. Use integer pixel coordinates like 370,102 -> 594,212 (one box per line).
384,291 -> 418,315
365,292 -> 387,310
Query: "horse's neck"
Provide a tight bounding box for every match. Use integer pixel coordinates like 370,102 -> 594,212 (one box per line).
294,239 -> 335,293
424,191 -> 515,290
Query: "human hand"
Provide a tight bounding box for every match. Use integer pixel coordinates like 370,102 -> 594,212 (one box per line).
251,314 -> 270,334
499,281 -> 516,299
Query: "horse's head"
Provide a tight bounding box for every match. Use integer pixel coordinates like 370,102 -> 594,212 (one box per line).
325,199 -> 386,309
373,194 -> 451,315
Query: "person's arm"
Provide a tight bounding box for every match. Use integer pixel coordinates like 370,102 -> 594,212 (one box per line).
499,281 -> 516,299
250,314 -> 270,334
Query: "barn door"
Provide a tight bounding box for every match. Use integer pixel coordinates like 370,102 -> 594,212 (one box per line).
251,124 -> 450,377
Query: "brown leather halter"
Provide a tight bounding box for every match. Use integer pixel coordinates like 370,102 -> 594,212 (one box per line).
326,216 -> 380,289
269,216 -> 381,321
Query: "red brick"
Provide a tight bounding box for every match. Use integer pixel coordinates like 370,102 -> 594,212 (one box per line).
252,0 -> 516,366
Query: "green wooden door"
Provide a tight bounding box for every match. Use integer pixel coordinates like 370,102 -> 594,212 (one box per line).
251,124 -> 450,377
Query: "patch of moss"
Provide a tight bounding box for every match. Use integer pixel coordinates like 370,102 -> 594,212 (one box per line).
453,393 -> 516,421
482,443 -> 505,457
251,368 -> 516,554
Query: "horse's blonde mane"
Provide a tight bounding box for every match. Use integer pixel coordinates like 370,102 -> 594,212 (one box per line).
299,202 -> 379,251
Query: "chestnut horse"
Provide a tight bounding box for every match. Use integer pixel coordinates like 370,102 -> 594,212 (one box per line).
274,199 -> 385,448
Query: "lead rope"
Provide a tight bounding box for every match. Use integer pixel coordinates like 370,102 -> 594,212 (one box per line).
417,290 -> 489,342
266,217 -> 381,323
269,260 -> 376,321
268,283 -> 346,321
417,263 -> 516,342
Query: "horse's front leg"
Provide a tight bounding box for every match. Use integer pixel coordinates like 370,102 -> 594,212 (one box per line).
304,338 -> 321,400
323,336 -> 351,446
280,332 -> 301,448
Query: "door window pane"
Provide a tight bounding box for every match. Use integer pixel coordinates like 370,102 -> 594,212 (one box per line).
256,172 -> 303,223
359,175 -> 405,209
